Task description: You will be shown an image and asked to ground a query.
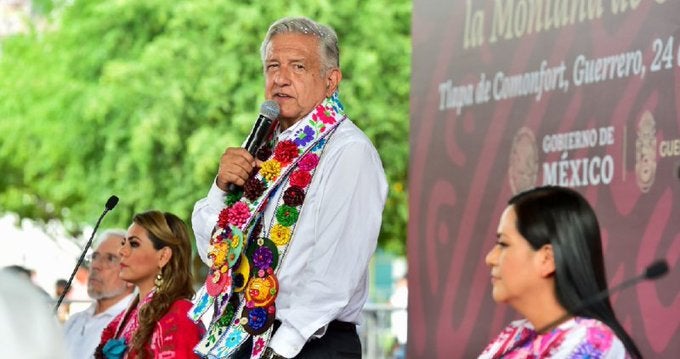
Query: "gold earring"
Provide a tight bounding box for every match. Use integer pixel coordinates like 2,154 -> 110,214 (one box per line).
154,268 -> 164,290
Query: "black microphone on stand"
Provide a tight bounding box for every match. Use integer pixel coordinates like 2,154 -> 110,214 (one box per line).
534,259 -> 669,333
54,195 -> 119,314
227,100 -> 280,193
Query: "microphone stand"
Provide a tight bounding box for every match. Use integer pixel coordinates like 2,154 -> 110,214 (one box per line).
535,259 -> 669,334
54,196 -> 118,314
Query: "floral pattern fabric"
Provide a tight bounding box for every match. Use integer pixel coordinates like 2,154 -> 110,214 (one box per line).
97,290 -> 205,359
479,317 -> 631,359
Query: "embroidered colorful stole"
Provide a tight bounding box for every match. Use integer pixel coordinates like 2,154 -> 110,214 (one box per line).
190,94 -> 347,358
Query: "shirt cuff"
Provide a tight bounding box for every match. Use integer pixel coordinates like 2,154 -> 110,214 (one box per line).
268,323 -> 308,358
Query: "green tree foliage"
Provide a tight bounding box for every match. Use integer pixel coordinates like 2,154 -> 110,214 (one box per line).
0,0 -> 410,254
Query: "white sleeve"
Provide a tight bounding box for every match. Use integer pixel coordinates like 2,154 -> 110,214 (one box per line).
191,180 -> 228,265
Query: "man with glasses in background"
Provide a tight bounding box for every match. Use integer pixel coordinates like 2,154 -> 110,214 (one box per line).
62,230 -> 135,358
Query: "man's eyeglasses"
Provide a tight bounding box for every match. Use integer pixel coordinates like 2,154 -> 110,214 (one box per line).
86,252 -> 121,268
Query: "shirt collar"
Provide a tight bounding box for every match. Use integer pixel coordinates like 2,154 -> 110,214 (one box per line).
94,293 -> 135,318
277,116 -> 307,140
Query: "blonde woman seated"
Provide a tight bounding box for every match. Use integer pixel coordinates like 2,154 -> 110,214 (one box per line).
96,211 -> 205,359
480,186 -> 640,358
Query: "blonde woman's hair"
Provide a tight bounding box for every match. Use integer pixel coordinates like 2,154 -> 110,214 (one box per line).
129,210 -> 194,358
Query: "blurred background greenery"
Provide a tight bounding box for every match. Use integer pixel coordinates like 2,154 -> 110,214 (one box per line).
0,0 -> 410,255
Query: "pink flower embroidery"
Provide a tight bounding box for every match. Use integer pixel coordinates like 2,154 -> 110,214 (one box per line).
298,153 -> 319,171
253,337 -> 266,355
585,322 -> 613,351
227,202 -> 250,227
312,106 -> 336,125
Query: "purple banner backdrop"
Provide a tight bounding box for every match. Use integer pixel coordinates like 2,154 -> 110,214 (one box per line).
409,0 -> 680,357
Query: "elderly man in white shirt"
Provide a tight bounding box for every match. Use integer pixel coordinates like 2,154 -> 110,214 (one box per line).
62,230 -> 134,359
190,16 -> 387,359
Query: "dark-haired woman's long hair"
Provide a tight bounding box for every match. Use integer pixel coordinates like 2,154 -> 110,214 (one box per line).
509,186 -> 641,358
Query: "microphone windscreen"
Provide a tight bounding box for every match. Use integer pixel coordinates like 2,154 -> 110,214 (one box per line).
105,195 -> 119,210
260,100 -> 280,120
644,260 -> 669,280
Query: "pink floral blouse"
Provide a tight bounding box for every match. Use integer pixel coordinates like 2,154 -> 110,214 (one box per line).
479,317 -> 631,358
97,290 -> 205,358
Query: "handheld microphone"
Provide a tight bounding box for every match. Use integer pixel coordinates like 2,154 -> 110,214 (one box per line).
227,100 -> 280,193
54,195 -> 119,313
535,259 -> 670,333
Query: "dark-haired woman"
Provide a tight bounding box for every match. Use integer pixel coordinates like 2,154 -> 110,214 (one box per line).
96,211 -> 204,359
479,186 -> 640,358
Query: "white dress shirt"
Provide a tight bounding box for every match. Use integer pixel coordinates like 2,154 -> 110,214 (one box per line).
192,118 -> 388,358
62,293 -> 134,359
